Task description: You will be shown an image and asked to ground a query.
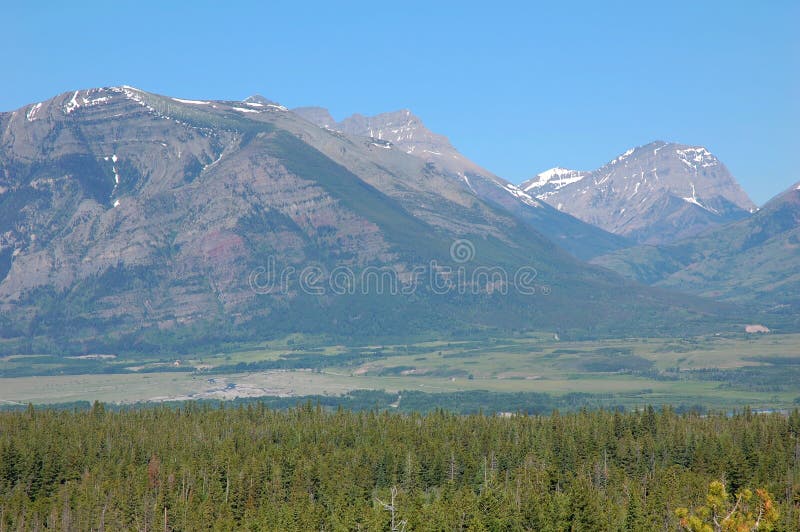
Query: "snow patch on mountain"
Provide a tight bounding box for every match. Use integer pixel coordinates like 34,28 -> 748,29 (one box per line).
232,107 -> 260,114
611,148 -> 635,165
114,86 -> 154,113
459,172 -> 476,194
172,98 -> 210,105
682,193 -> 718,214
683,196 -> 704,210
524,167 -> 587,192
64,91 -> 81,114
676,147 -> 718,169
503,184 -> 540,207
62,89 -> 113,115
26,103 -> 42,122
103,154 -> 122,196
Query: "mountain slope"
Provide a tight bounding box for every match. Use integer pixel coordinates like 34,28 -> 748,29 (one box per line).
522,141 -> 756,244
292,107 -> 631,260
0,88 -> 736,353
592,182 -> 800,319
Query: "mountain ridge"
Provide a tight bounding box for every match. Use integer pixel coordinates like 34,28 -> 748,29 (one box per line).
291,105 -> 631,260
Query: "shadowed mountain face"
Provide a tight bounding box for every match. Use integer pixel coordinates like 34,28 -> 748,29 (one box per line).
292,107 -> 631,260
592,182 -> 800,324
0,88 -> 733,353
521,141 -> 756,244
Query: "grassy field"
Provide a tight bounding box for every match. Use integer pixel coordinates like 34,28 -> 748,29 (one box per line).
1,332 -> 799,411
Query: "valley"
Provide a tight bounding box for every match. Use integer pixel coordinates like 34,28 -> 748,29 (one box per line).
0,85 -> 797,416
3,332 -> 799,412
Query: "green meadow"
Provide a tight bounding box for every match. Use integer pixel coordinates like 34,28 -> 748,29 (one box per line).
1,332 -> 798,411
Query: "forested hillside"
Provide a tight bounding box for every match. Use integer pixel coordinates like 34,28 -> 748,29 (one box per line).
0,405 -> 797,530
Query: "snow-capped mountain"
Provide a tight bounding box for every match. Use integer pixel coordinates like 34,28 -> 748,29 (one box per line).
520,141 -> 756,244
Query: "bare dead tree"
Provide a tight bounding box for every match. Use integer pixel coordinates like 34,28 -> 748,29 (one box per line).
376,486 -> 406,532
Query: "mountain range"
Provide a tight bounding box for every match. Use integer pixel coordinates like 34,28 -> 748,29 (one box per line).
292,105 -> 630,260
0,87 -> 734,354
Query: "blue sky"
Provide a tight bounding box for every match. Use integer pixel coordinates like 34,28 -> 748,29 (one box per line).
2,1 -> 797,204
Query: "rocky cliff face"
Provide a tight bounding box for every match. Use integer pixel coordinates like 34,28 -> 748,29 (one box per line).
521,141 -> 756,244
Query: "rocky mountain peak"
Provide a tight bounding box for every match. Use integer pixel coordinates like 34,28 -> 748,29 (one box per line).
520,141 -> 757,244
339,109 -> 455,157
292,106 -> 337,129
243,94 -> 278,106
292,106 -> 458,160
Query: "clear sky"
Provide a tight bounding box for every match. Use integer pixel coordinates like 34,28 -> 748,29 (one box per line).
2,1 -> 797,204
